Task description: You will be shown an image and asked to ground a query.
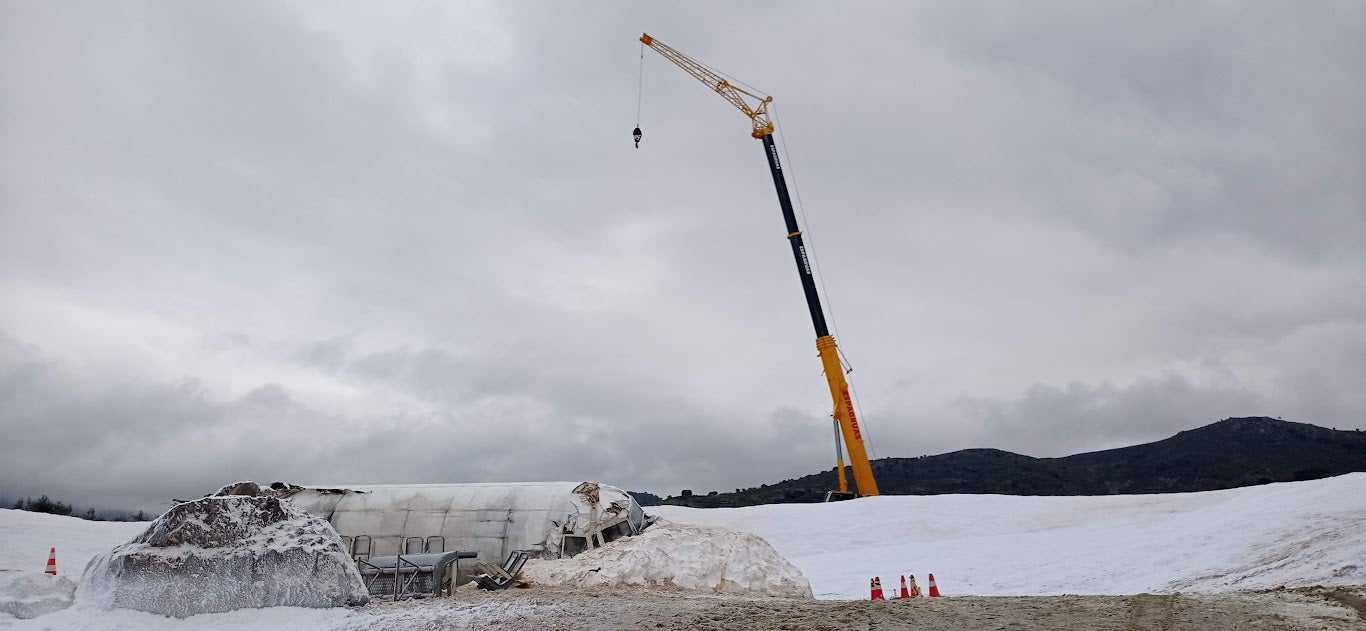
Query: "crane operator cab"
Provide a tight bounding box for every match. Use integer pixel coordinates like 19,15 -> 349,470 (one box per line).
632,127 -> 642,148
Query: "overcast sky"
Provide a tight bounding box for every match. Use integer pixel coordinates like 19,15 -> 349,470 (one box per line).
2,1 -> 1363,512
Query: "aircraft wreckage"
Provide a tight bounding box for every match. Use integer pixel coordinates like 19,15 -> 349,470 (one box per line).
272,480 -> 651,563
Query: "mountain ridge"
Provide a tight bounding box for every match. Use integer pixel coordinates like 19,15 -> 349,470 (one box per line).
642,416 -> 1366,508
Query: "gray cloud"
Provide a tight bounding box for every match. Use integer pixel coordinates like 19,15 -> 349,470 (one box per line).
1,1 -> 1363,511
0,332 -> 834,511
961,373 -> 1266,457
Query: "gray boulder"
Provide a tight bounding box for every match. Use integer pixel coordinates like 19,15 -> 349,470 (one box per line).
78,495 -> 367,617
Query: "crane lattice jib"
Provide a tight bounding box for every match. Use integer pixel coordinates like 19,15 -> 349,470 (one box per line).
640,34 -> 775,139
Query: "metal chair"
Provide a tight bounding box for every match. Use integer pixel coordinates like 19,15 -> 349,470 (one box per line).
474,550 -> 531,590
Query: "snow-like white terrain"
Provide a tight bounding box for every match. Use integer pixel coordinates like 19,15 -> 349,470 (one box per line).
651,473 -> 1366,599
0,474 -> 1362,628
0,510 -> 144,577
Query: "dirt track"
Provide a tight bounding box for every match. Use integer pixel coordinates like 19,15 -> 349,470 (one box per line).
362,585 -> 1366,631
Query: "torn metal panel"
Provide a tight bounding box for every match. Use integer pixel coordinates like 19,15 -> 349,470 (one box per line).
573,481 -> 600,506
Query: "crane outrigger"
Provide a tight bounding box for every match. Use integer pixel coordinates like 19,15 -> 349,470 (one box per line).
638,33 -> 879,499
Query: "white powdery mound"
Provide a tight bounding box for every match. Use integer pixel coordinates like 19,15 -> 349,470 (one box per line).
77,495 -> 367,617
521,520 -> 812,598
0,572 -> 76,619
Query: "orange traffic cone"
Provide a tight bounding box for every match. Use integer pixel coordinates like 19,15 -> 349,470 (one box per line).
898,575 -> 910,599
869,577 -> 885,600
928,573 -> 940,597
908,574 -> 922,598
44,548 -> 56,575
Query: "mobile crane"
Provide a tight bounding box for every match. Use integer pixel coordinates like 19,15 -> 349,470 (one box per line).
638,33 -> 879,499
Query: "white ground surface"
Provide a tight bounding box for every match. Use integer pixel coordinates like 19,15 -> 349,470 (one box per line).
0,474 -> 1362,629
0,511 -> 144,577
651,473 -> 1366,599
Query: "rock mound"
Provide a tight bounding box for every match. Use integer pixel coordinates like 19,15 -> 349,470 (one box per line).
77,495 -> 367,617
521,520 -> 812,598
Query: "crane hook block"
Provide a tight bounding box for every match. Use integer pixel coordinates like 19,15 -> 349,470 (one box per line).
632,127 -> 642,148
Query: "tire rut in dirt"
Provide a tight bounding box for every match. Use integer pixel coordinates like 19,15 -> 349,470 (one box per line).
1126,593 -> 1179,631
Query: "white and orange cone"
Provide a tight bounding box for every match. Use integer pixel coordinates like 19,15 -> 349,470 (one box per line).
927,573 -> 941,597
898,575 -> 910,599
869,577 -> 885,600
44,548 -> 56,575
908,574 -> 922,598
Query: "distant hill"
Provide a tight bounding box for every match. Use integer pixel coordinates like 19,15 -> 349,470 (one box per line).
643,417 -> 1366,508
628,490 -> 663,506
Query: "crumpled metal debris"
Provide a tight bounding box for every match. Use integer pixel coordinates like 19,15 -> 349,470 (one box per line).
572,481 -> 600,507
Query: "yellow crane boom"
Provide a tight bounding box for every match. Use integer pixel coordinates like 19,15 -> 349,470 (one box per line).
640,33 -> 879,498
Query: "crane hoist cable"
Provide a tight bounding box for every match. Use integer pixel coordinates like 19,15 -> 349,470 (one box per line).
771,103 -> 879,460
770,103 -> 879,463
633,41 -> 644,148
637,32 -> 879,499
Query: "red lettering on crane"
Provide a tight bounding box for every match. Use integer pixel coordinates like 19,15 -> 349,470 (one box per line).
842,389 -> 862,441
